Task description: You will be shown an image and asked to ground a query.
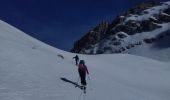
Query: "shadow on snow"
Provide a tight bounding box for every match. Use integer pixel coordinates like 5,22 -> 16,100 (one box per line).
60,77 -> 83,90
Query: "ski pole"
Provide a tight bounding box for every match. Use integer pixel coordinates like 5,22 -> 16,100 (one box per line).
88,75 -> 90,80
87,75 -> 93,90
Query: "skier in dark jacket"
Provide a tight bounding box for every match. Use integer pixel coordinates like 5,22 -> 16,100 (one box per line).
73,55 -> 79,66
78,60 -> 89,86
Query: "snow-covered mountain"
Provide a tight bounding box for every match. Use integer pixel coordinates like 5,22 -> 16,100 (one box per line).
0,19 -> 170,100
71,1 -> 170,61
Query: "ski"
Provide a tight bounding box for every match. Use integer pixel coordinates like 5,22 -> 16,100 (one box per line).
76,85 -> 86,94
83,86 -> 86,94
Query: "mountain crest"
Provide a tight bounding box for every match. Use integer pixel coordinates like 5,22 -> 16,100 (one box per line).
71,1 -> 170,61
71,21 -> 109,53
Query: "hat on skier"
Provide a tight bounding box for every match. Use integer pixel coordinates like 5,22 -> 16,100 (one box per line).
79,60 -> 85,65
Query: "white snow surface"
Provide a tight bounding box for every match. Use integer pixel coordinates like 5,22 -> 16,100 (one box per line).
84,21 -> 170,61
0,20 -> 170,100
125,1 -> 170,22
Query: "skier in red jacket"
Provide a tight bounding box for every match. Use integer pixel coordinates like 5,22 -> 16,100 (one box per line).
78,60 -> 89,86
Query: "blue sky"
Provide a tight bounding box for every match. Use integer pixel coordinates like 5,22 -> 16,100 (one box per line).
0,0 -> 168,51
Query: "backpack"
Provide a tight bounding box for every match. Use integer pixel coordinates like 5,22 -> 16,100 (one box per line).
79,60 -> 86,70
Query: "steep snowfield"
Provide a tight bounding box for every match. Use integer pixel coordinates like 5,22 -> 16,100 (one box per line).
0,20 -> 170,100
124,23 -> 170,61
88,22 -> 170,61
125,1 -> 170,22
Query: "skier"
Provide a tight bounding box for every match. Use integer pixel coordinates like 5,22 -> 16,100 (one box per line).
78,60 -> 89,87
73,55 -> 79,66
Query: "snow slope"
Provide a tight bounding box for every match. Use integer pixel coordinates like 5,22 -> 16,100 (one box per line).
125,1 -> 170,22
0,20 -> 170,100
